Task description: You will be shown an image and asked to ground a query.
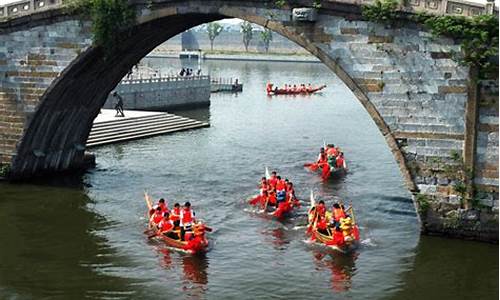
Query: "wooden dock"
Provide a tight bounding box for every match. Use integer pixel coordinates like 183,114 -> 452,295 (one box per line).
86,109 -> 209,147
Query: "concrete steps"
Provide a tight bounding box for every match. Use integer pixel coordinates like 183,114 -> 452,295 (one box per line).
87,112 -> 209,147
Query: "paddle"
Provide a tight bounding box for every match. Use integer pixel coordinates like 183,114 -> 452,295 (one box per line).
304,162 -> 319,172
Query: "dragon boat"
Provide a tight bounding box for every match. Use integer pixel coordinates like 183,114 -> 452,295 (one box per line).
266,83 -> 326,95
144,192 -> 210,254
304,142 -> 347,180
307,192 -> 360,253
248,167 -> 300,219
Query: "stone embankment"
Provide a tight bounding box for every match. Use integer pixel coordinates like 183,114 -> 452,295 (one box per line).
103,75 -> 211,111
87,110 -> 209,147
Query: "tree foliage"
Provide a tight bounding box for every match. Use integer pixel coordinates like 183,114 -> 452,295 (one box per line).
241,21 -> 254,52
260,28 -> 273,53
64,0 -> 135,57
206,22 -> 224,51
362,0 -> 399,25
418,14 -> 499,77
362,0 -> 499,77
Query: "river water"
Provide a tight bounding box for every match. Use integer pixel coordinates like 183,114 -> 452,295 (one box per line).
0,58 -> 497,300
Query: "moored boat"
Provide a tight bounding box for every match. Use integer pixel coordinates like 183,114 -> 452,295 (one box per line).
144,192 -> 211,254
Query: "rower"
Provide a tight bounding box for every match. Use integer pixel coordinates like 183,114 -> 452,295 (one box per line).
292,84 -> 298,92
266,83 -> 273,94
170,202 -> 181,228
286,182 -> 300,207
259,177 -> 268,194
336,152 -> 345,169
316,215 -> 329,235
299,84 -> 306,93
158,212 -> 176,238
307,83 -> 312,92
180,202 -> 196,241
276,176 -> 286,193
260,190 -> 269,209
267,188 -> 277,208
149,206 -> 164,228
268,171 -> 278,189
153,198 -> 169,213
326,144 -> 337,157
331,203 -> 346,229
317,147 -> 327,165
316,200 -> 326,218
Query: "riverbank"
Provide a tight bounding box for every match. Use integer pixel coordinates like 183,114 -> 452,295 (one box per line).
147,51 -> 321,63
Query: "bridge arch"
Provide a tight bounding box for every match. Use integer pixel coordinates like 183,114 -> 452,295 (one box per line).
3,1 -> 472,200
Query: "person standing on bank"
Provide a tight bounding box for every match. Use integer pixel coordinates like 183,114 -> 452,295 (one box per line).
112,91 -> 125,117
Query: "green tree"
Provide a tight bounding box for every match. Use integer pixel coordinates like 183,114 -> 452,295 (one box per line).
206,22 -> 224,51
260,28 -> 273,53
241,21 -> 254,52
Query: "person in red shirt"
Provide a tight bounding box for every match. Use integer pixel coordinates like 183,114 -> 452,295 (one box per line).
268,171 -> 278,189
154,198 -> 169,214
260,177 -> 268,194
170,202 -> 181,228
331,203 -> 346,229
317,148 -> 327,164
336,152 -> 345,169
316,215 -> 329,235
326,144 -> 337,157
149,206 -> 163,228
287,182 -> 301,208
316,200 -> 326,218
267,189 -> 277,208
180,202 -> 196,241
276,176 -> 286,192
260,190 -> 269,209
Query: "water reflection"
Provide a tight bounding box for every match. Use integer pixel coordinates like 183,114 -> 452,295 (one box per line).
311,249 -> 358,293
0,183 -> 137,299
156,247 -> 209,300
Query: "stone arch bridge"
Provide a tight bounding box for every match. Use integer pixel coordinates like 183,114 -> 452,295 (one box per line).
0,0 -> 498,238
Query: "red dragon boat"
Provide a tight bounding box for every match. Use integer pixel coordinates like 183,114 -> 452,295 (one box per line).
307,192 -> 360,253
304,142 -> 347,180
266,83 -> 326,95
248,167 -> 300,219
144,192 -> 211,254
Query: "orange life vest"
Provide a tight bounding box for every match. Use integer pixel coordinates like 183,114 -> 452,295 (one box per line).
317,217 -> 327,230
326,147 -> 337,157
181,208 -> 195,225
268,177 -> 278,188
170,207 -> 181,222
316,204 -> 326,217
159,219 -> 174,232
333,208 -> 346,221
317,153 -> 327,164
152,211 -> 163,224
276,180 -> 286,191
158,202 -> 169,213
336,157 -> 344,168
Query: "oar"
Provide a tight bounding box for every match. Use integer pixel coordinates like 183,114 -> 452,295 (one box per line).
265,166 -> 270,180
144,190 -> 153,211
349,200 -> 356,225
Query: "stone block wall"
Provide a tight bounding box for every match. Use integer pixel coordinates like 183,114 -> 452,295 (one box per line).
475,80 -> 499,210
103,76 -> 211,111
0,19 -> 92,167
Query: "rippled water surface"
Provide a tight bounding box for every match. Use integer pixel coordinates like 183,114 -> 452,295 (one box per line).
0,58 -> 497,300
